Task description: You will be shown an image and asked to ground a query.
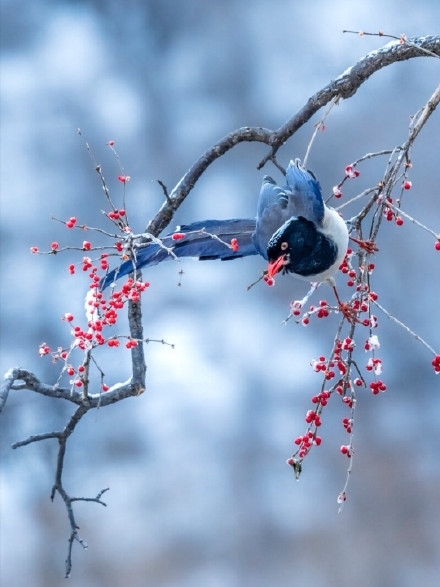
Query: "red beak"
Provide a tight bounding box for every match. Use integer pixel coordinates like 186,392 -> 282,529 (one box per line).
267,255 -> 287,279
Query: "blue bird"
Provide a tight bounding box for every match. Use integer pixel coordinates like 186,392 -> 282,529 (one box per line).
100,159 -> 348,290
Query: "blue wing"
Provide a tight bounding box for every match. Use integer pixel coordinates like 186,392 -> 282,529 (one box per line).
252,176 -> 290,259
101,158 -> 324,289
252,158 -> 324,259
284,158 -> 324,224
100,218 -> 258,289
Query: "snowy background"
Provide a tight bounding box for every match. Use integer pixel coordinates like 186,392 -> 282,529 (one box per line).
1,1 -> 439,586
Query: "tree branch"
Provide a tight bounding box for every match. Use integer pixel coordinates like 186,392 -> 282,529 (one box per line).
146,35 -> 439,237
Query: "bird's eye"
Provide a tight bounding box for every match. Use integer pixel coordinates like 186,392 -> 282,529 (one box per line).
280,241 -> 288,251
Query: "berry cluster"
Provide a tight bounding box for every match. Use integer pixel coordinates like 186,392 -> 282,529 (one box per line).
382,197 -> 404,225
286,328 -> 387,475
432,355 -> 440,373
285,159 -> 439,506
31,151 -> 152,393
38,262 -> 150,390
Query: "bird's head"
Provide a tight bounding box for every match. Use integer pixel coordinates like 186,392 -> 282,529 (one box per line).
266,218 -> 297,279
265,210 -> 345,282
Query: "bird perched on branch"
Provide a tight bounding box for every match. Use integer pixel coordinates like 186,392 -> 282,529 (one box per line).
100,159 -> 348,291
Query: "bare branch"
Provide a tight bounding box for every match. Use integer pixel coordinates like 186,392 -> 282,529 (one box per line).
146,36 -> 439,238
0,367 -> 146,411
128,299 -> 147,394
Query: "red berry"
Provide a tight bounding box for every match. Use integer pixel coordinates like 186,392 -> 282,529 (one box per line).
431,355 -> 440,373
337,492 -> 347,504
385,210 -> 394,221
230,238 -> 239,251
264,276 -> 274,287
345,165 -> 360,178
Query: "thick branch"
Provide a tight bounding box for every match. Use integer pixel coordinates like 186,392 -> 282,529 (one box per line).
1,367 -> 144,412
128,299 -> 147,394
146,35 -> 439,237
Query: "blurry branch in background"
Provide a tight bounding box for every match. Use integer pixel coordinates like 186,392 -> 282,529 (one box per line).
1,33 -> 439,577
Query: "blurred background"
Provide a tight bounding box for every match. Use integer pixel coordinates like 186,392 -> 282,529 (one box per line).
1,1 -> 439,586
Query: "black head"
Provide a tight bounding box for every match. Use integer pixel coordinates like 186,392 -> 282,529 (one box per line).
266,216 -> 338,279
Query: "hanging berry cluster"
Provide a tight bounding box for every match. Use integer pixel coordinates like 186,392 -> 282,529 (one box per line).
282,160 -> 439,503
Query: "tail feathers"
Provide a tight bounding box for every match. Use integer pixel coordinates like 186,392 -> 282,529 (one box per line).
100,218 -> 258,289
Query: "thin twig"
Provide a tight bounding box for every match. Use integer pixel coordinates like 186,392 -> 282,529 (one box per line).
372,300 -> 438,356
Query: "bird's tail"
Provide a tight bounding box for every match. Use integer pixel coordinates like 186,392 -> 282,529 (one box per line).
100,218 -> 257,289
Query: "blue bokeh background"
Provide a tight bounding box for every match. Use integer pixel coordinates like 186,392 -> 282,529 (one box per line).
1,1 -> 439,586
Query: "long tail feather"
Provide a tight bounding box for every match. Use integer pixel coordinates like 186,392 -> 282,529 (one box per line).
100,218 -> 257,289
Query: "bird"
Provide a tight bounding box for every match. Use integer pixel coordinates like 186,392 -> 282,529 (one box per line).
100,159 -> 349,292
